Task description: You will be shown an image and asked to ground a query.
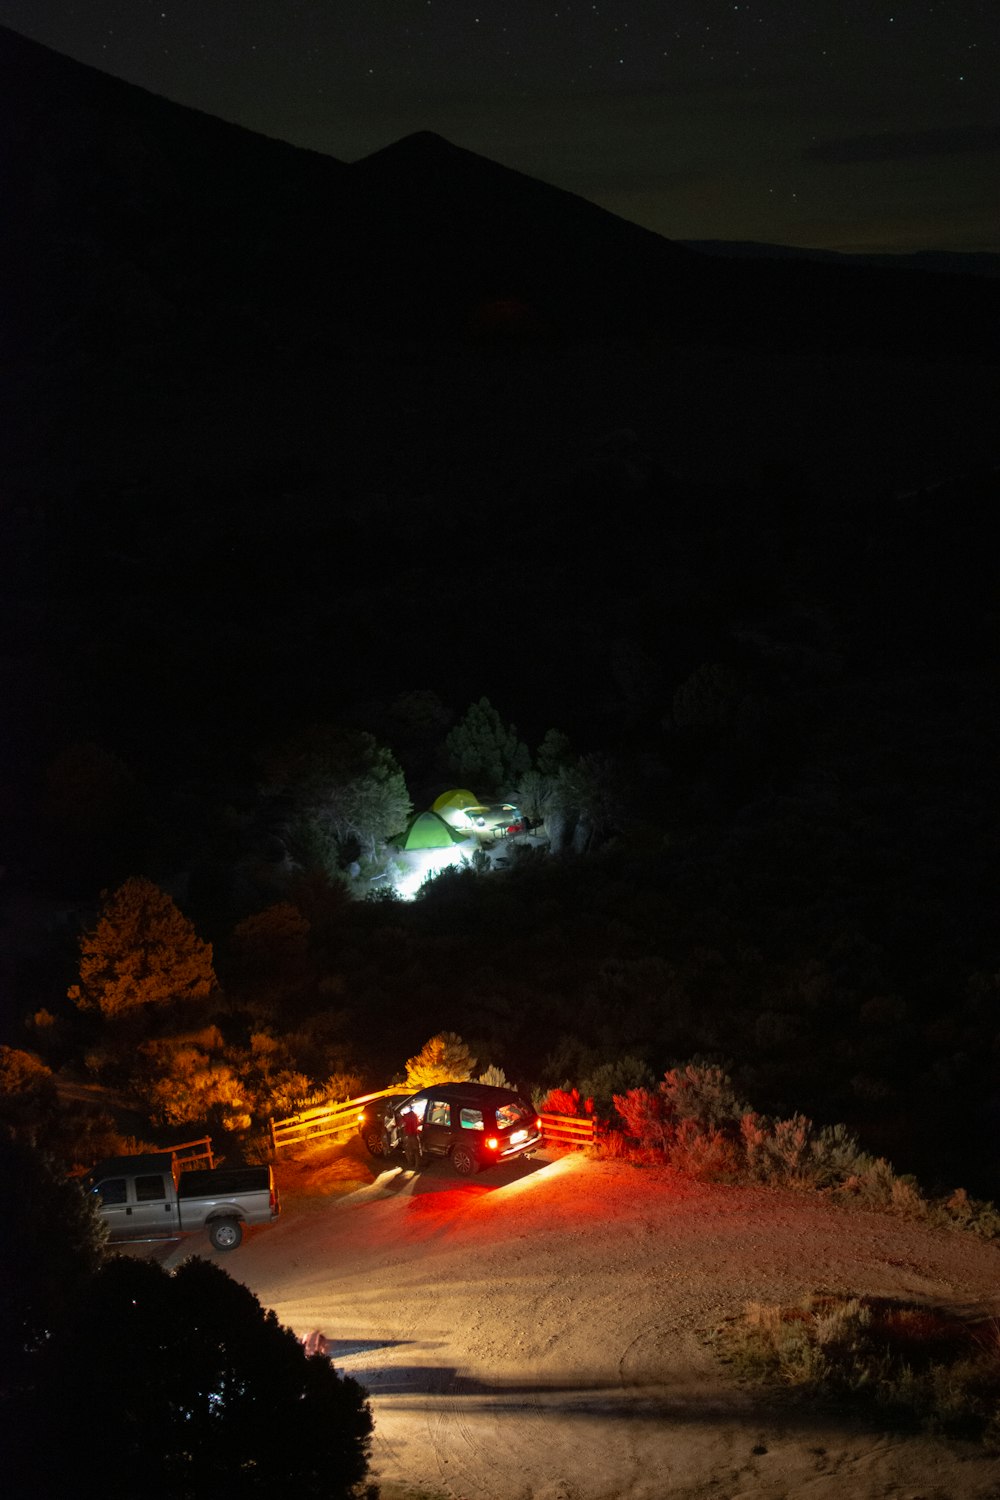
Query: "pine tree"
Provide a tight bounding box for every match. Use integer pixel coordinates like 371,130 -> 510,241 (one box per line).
69,877 -> 216,1019
445,697 -> 530,794
263,726 -> 412,862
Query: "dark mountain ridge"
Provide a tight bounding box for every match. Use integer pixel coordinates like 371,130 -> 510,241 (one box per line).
0,24 -> 352,359
685,240 -> 1000,280
3,22 -> 999,362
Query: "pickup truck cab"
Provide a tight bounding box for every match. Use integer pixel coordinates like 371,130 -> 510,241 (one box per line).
85,1154 -> 280,1250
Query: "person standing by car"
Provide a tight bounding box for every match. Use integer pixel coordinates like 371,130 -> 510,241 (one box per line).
401,1106 -> 422,1172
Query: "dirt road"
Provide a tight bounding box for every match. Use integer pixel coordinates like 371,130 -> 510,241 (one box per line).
161,1148 -> 1000,1499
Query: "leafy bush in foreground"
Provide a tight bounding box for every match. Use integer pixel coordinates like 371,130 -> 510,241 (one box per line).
0,1132 -> 105,1396
713,1294 -> 1000,1448
9,1254 -> 374,1499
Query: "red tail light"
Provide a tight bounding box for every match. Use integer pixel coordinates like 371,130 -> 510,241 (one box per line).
485,1137 -> 499,1151
535,1117 -> 542,1130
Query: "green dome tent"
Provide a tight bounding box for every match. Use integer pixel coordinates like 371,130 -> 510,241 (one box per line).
398,810 -> 469,851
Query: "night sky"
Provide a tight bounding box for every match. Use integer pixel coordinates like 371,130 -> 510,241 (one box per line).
1,1 -> 997,253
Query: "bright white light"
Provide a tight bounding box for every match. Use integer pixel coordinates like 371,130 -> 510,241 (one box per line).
393,840 -> 475,900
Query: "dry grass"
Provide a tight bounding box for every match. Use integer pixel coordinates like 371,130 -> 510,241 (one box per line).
272,1136 -> 378,1206
713,1294 -> 1000,1447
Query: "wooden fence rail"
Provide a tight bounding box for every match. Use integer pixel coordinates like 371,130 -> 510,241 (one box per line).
270,1089 -> 399,1153
170,1136 -> 215,1171
272,1098 -> 597,1155
539,1112 -> 596,1148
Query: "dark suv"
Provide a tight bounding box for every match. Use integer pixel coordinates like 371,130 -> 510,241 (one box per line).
356,1093 -> 413,1158
366,1083 -> 542,1175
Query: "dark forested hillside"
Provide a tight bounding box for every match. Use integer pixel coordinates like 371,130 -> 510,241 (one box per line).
1,24 -> 997,1199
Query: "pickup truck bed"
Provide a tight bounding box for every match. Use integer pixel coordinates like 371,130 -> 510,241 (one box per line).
85,1154 -> 280,1250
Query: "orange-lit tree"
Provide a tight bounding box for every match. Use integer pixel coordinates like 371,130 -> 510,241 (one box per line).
404,1031 -> 476,1089
69,876 -> 216,1020
227,902 -> 313,1017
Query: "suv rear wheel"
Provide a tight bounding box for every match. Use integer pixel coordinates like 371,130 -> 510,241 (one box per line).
450,1143 -> 478,1176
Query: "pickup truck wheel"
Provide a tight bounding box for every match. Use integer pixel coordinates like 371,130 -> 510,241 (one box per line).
450,1143 -> 478,1176
209,1218 -> 243,1251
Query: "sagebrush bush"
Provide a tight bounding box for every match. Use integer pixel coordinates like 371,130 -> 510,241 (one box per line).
603,1058 -> 1000,1236
659,1062 -> 749,1133
669,1119 -> 740,1181
578,1056 -> 653,1119
477,1064 -> 512,1089
0,1046 -> 58,1130
612,1063 -> 747,1174
933,1188 -> 1000,1238
59,1116 -> 162,1175
612,1086 -> 673,1150
715,1295 -> 1000,1446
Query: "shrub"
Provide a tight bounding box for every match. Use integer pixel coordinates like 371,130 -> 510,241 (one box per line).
20,1255 -> 374,1496
669,1118 -> 741,1180
131,1040 -> 250,1133
659,1062 -> 749,1133
605,1057 -> 1000,1234
261,1071 -> 316,1118
714,1294 -> 1000,1446
807,1121 -> 877,1187
612,1062 -> 747,1177
459,845 -> 490,876
930,1188 -> 1000,1239
740,1111 -> 815,1186
59,1112 -> 162,1176
0,1047 -> 58,1131
538,1085 -> 593,1117
838,1153 -> 906,1206
318,1071 -> 365,1104
404,1032 -> 476,1089
594,1127 -> 641,1162
0,1132 -> 106,1391
477,1064 -> 513,1089
579,1056 -> 653,1119
612,1086 -> 674,1152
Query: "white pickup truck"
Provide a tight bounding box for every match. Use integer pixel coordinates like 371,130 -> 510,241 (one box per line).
84,1153 -> 280,1250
